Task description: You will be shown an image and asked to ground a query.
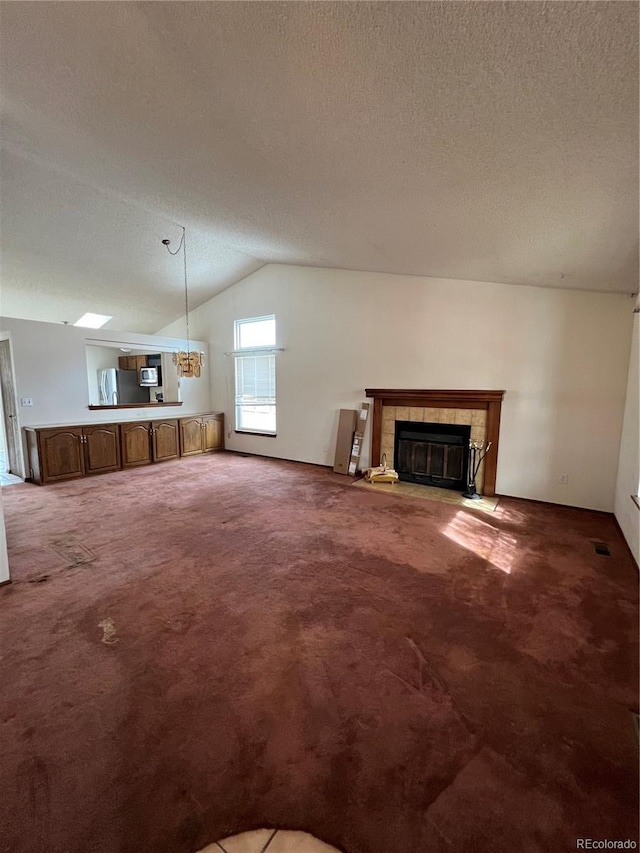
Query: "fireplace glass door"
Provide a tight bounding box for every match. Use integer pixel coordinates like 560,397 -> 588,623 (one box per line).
394,421 -> 470,490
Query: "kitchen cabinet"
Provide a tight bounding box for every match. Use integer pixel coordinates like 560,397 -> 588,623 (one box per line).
26,424 -> 120,484
118,355 -> 148,371
179,413 -> 224,456
179,417 -> 205,456
25,413 -> 223,485
151,420 -> 180,462
120,419 -> 180,467
83,424 -> 121,475
28,427 -> 84,483
202,413 -> 224,452
120,422 -> 153,468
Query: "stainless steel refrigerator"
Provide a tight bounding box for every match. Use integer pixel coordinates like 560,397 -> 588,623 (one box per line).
98,368 -> 149,405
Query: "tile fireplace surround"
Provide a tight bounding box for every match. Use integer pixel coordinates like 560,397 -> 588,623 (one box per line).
364,389 -> 505,497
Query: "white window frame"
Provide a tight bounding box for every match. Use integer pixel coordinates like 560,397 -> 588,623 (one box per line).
233,315 -> 277,436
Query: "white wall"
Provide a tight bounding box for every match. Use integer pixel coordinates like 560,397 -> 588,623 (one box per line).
160,264 -> 634,512
614,314 -> 639,564
0,317 -> 212,479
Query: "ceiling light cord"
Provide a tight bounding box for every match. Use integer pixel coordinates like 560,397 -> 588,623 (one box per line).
162,226 -> 191,358
182,228 -> 190,358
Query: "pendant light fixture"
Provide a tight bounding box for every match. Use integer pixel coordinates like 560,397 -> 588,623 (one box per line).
162,227 -> 205,378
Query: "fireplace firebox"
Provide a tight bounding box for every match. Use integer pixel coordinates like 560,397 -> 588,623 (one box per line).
394,421 -> 471,490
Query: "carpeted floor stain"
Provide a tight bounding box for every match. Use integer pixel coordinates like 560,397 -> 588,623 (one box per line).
50,538 -> 97,568
98,617 -> 119,645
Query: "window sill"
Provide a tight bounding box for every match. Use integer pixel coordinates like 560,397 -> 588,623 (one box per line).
234,430 -> 277,438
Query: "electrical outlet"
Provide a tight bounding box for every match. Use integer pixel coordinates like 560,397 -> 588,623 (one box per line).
559,473 -> 569,484
20,397 -> 33,407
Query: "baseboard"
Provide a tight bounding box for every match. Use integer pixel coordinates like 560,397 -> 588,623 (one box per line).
225,448 -> 333,470
494,493 -> 615,517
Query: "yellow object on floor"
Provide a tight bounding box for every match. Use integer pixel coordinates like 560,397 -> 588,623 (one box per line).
367,472 -> 399,484
362,453 -> 399,483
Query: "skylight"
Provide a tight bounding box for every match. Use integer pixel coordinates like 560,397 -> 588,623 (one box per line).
73,313 -> 113,329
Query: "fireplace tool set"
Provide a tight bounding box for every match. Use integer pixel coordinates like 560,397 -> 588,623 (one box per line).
463,439 -> 493,500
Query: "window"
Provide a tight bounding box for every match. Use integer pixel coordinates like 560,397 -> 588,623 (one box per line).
234,315 -> 276,435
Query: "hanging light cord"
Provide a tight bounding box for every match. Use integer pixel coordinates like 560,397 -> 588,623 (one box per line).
163,227 -> 190,356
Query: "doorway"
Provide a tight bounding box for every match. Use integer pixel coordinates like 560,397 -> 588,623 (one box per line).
0,338 -> 24,482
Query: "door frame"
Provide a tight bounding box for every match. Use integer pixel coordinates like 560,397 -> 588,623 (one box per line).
0,334 -> 26,480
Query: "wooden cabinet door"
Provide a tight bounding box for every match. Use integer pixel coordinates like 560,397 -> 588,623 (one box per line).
39,428 -> 85,483
120,422 -> 152,467
152,420 -> 180,462
179,417 -> 204,456
202,413 -> 224,451
118,355 -> 147,371
83,424 -> 121,475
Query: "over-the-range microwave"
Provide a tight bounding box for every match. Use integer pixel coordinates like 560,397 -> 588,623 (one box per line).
139,366 -> 159,387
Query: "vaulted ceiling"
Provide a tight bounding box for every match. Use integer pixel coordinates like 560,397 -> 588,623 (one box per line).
1,2 -> 638,333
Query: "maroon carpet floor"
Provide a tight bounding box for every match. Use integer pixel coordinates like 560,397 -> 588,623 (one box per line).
0,453 -> 638,853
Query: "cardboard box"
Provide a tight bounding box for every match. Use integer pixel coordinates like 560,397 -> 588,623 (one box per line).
350,435 -> 364,458
355,402 -> 370,437
347,402 -> 370,476
333,409 -> 358,474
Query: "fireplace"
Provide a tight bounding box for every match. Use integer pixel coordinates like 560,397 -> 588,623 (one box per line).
394,420 -> 470,490
364,389 -> 505,497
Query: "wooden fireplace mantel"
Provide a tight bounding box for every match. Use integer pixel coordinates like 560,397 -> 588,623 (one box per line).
364,389 -> 506,497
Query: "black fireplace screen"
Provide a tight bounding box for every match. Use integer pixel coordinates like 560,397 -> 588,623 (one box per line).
394,420 -> 470,490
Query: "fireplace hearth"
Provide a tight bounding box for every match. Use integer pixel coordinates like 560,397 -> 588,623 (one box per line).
394,420 -> 470,490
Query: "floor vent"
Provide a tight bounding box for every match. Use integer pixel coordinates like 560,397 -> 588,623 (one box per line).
592,541 -> 611,556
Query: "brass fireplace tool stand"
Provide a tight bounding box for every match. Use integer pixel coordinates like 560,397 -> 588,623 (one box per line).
463,439 -> 493,500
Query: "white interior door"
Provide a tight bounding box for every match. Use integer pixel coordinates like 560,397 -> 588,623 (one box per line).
0,338 -> 23,478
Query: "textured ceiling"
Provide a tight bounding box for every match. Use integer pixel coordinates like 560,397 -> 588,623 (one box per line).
1,1 -> 638,333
